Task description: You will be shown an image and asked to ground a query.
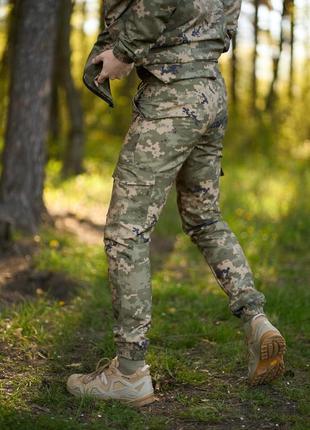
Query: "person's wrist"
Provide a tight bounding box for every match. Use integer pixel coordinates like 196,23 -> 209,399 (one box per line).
113,45 -> 134,64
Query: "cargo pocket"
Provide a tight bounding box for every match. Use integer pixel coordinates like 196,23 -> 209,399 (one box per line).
112,163 -> 155,186
111,164 -> 156,226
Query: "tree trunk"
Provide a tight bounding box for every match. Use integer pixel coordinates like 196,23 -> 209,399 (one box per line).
99,0 -> 105,31
230,33 -> 238,106
0,0 -> 19,125
79,0 -> 88,55
49,72 -> 60,142
288,0 -> 295,99
0,0 -> 17,76
266,1 -> 286,110
0,0 -> 60,236
304,2 -> 310,88
56,0 -> 85,177
251,0 -> 259,112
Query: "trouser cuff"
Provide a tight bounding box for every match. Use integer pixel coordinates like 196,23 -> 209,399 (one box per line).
116,339 -> 149,361
229,290 -> 266,322
240,306 -> 265,323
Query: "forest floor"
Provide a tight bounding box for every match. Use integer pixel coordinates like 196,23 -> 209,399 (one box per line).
0,152 -> 309,430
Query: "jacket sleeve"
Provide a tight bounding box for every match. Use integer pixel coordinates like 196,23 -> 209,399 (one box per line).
111,0 -> 178,63
223,0 -> 242,52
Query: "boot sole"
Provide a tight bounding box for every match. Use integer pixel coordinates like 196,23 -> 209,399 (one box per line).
67,384 -> 155,407
124,392 -> 156,407
249,330 -> 286,386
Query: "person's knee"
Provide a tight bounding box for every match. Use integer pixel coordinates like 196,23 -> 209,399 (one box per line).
103,221 -> 150,263
176,180 -> 222,239
180,206 -> 222,239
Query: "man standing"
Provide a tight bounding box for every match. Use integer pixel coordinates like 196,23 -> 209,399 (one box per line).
67,0 -> 286,406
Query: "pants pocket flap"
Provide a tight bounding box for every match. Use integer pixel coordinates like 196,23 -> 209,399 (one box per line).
112,164 -> 155,186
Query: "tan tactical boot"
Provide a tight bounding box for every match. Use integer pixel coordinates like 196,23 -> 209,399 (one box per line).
66,356 -> 155,407
244,313 -> 286,385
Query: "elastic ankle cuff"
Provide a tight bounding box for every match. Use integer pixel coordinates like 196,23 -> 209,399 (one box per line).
116,341 -> 148,361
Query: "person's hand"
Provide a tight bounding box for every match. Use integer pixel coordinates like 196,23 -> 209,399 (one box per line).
92,49 -> 134,83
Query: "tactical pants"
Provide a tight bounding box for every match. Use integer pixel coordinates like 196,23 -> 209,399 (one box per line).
104,68 -> 266,360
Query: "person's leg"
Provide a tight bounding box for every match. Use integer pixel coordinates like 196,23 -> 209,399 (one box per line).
176,105 -> 265,322
175,76 -> 286,384
104,113 -> 203,364
66,76 -> 212,403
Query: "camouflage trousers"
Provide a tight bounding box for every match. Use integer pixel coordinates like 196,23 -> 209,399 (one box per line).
104,68 -> 266,360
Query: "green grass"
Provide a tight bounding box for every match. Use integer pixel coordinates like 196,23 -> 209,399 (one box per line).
0,116 -> 309,429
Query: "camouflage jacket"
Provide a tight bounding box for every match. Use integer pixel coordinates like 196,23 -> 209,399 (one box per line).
100,0 -> 242,82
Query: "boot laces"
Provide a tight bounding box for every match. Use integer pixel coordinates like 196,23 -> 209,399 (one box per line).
84,357 -> 116,383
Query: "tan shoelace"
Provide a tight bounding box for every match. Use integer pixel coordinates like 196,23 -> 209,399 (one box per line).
82,357 -> 117,383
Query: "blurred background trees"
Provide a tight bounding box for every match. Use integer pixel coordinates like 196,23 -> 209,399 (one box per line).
0,0 -> 309,238
0,0 -> 60,236
53,0 -> 85,178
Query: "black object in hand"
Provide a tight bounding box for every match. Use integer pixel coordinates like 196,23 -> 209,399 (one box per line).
82,32 -> 114,108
